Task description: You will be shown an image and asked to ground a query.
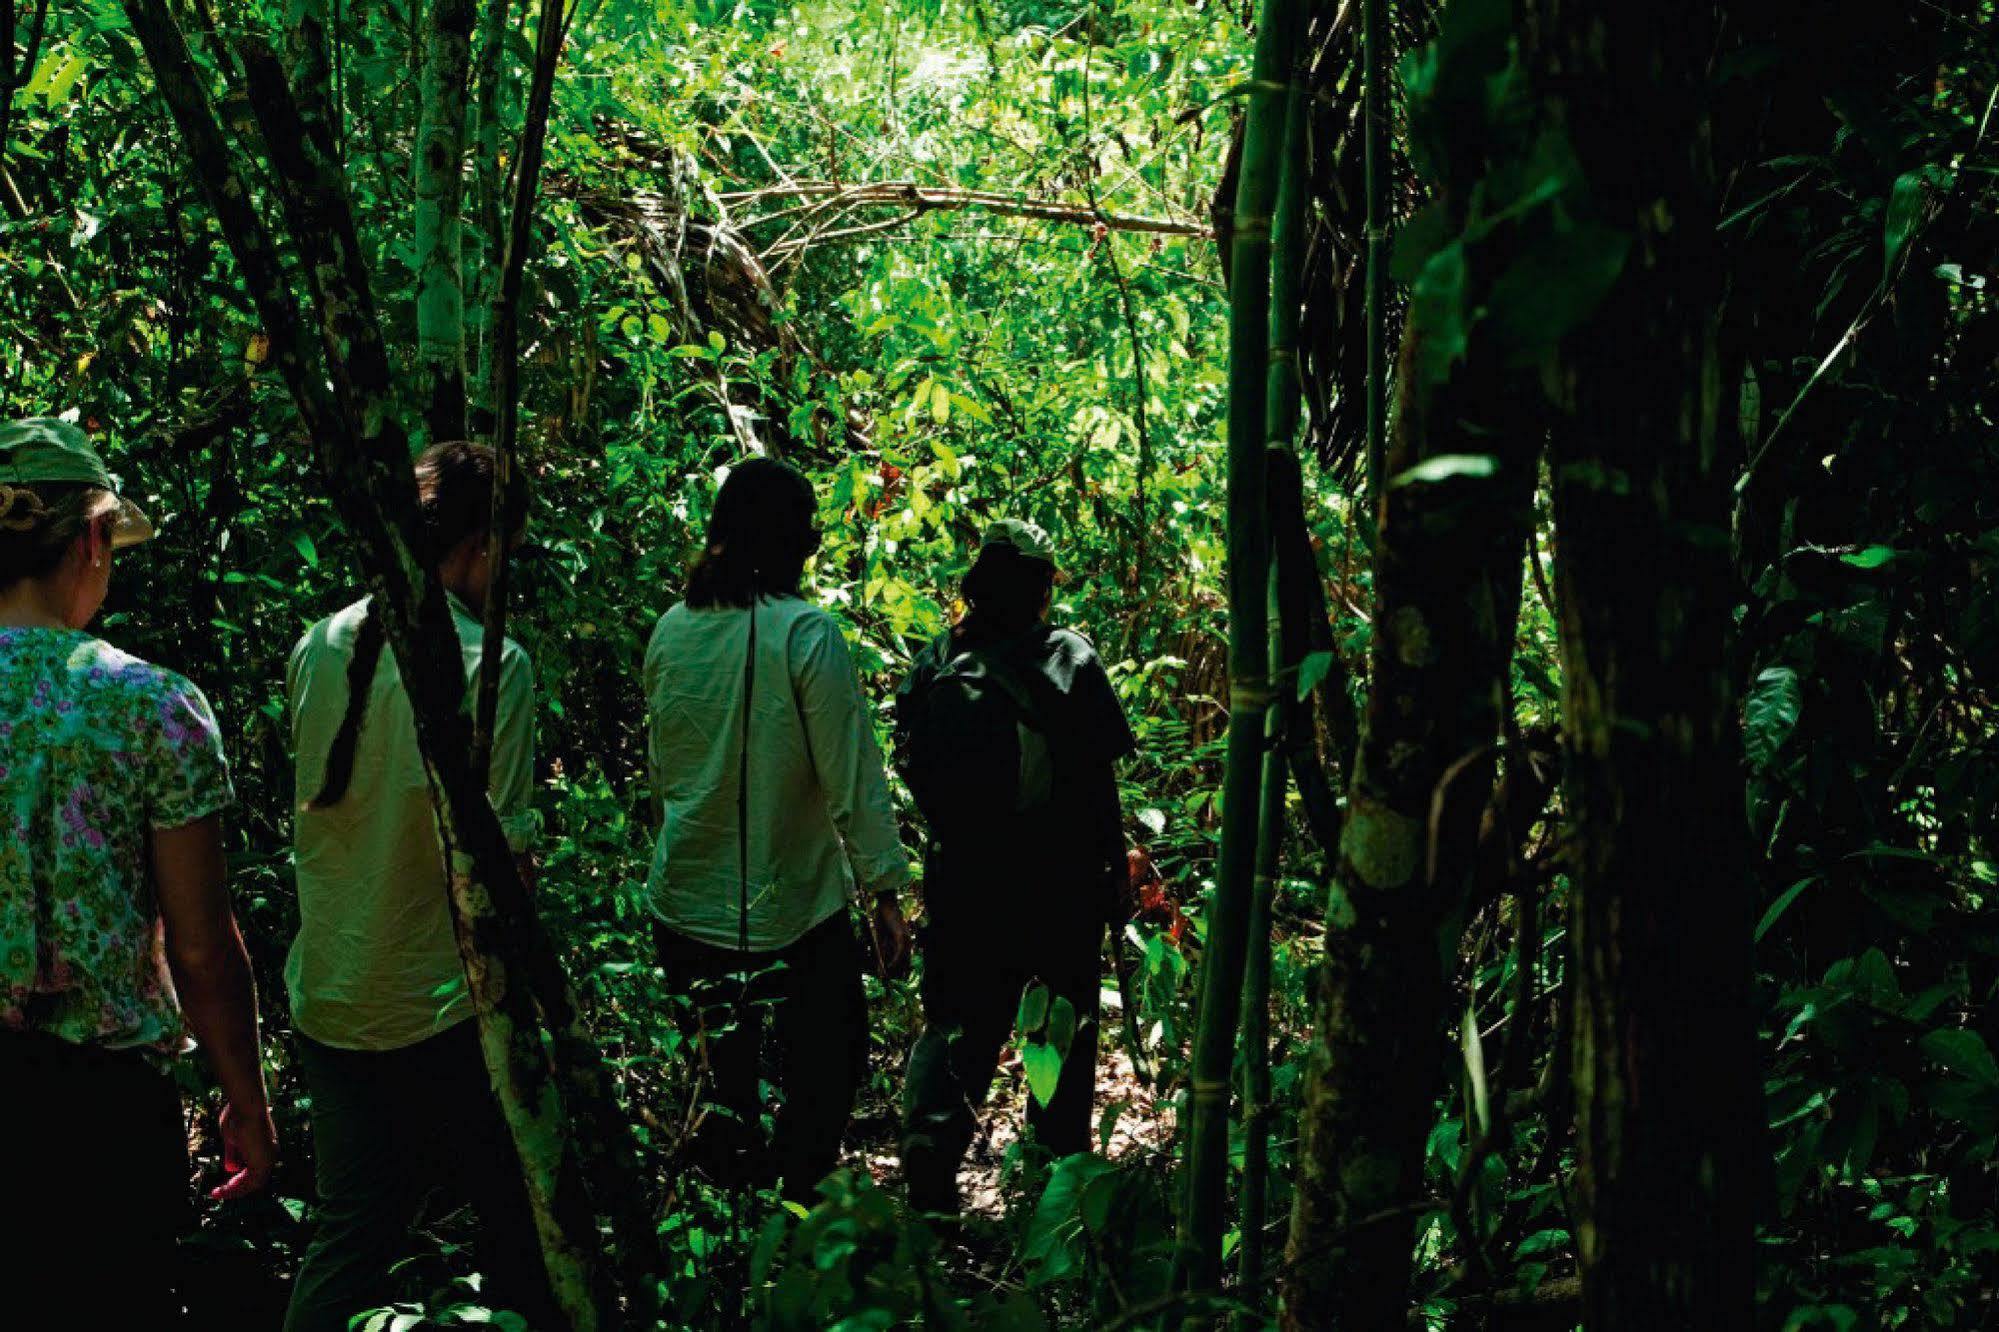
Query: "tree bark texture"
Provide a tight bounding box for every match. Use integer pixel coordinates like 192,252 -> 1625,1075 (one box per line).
1280,119 -> 1540,1332
1525,2 -> 1759,1327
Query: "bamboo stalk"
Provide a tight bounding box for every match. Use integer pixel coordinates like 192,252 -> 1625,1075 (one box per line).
1237,72 -> 1309,1311
466,0 -> 510,432
1174,0 -> 1305,1301
412,0 -> 477,444
471,0 -> 567,786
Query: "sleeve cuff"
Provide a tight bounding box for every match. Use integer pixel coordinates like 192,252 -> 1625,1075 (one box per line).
853,850 -> 914,899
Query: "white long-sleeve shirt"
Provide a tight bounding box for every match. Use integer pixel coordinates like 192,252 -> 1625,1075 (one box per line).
643,596 -> 912,951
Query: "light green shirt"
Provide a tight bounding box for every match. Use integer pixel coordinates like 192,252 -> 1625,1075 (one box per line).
645,596 -> 911,952
284,596 -> 537,1051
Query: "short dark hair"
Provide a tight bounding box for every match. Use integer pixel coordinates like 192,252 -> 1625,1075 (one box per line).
685,457 -> 820,609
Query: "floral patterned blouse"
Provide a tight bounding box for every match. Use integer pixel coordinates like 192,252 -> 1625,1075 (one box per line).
0,627 -> 234,1054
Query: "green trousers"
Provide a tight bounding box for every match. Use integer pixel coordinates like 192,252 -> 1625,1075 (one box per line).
283,1022 -> 553,1332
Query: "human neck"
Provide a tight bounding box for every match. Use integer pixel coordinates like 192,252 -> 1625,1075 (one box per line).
438,570 -> 484,615
0,577 -> 73,629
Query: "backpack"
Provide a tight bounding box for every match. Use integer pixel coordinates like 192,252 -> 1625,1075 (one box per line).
900,643 -> 1055,848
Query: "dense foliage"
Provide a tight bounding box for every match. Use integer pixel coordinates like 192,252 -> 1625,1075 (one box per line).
1,0 -> 1994,1327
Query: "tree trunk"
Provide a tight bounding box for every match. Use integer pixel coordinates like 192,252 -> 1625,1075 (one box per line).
1525,1 -> 1758,1325
467,0 -> 511,432
1238,75 -> 1312,1308
412,0 -> 477,444
122,4 -> 626,1323
1280,40 -> 1542,1313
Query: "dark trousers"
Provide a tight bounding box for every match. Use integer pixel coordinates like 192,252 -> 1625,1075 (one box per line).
654,912 -> 867,1204
1,1032 -> 188,1325
283,1022 -> 552,1332
901,916 -> 1103,1213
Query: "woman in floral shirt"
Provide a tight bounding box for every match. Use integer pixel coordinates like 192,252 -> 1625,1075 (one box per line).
0,417 -> 275,1325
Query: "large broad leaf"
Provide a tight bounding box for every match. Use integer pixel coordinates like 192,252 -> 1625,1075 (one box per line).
1744,666 -> 1803,771
1922,1029 -> 1999,1087
1484,220 -> 1632,364
1021,1155 -> 1119,1286
1016,983 -> 1050,1037
1884,166 -> 1949,271
1022,1041 -> 1065,1108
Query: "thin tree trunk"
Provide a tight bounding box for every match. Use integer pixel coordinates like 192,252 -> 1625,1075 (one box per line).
1174,0 -> 1305,1301
412,0 -> 477,444
471,0 -> 567,785
1238,74 -> 1311,1308
1526,1 -> 1758,1324
467,0 -> 510,432
121,4 -> 623,1323
1359,0 -> 1387,497
1280,51 -> 1542,1317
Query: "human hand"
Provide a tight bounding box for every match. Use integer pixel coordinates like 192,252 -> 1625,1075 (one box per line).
868,893 -> 914,980
210,1101 -> 278,1202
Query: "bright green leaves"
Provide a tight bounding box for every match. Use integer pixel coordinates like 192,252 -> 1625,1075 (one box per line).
1015,983 -> 1081,1109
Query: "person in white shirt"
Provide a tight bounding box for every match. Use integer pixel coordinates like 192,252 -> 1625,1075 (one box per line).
644,457 -> 913,1202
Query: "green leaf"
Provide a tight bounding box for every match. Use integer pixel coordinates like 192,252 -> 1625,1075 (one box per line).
1921,1029 -> 1999,1087
1884,167 -> 1945,271
1390,204 -> 1454,285
1295,650 -> 1336,700
1021,1041 -> 1064,1108
930,380 -> 952,424
1460,1004 -> 1490,1136
1743,666 -> 1802,770
1755,875 -> 1820,943
1484,221 -> 1632,362
1409,242 -> 1470,385
1839,545 -> 1896,570
292,532 -> 319,568
1047,997 -> 1078,1057
1388,453 -> 1498,490
1021,1155 -> 1117,1285
1016,983 -> 1050,1036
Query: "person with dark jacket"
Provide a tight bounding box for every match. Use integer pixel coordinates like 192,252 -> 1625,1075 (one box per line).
897,519 -> 1135,1215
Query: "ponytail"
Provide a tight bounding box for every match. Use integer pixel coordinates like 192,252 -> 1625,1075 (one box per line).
307,441 -> 511,809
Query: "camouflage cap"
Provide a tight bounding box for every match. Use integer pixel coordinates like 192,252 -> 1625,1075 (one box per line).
979,517 -> 1056,567
0,416 -> 154,547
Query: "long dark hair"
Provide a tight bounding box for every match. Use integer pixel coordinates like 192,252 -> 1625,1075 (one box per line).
307,442 -> 505,809
954,542 -> 1055,647
684,457 -> 819,609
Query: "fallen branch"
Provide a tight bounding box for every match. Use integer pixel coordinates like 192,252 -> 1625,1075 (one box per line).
732,179 -> 1214,248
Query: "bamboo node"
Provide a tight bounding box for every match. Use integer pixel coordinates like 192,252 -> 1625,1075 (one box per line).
1230,681 -> 1278,711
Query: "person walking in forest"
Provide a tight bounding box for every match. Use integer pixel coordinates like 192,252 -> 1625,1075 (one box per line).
282,442 -> 552,1332
896,519 -> 1136,1215
645,457 -> 913,1203
0,417 -> 276,1324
